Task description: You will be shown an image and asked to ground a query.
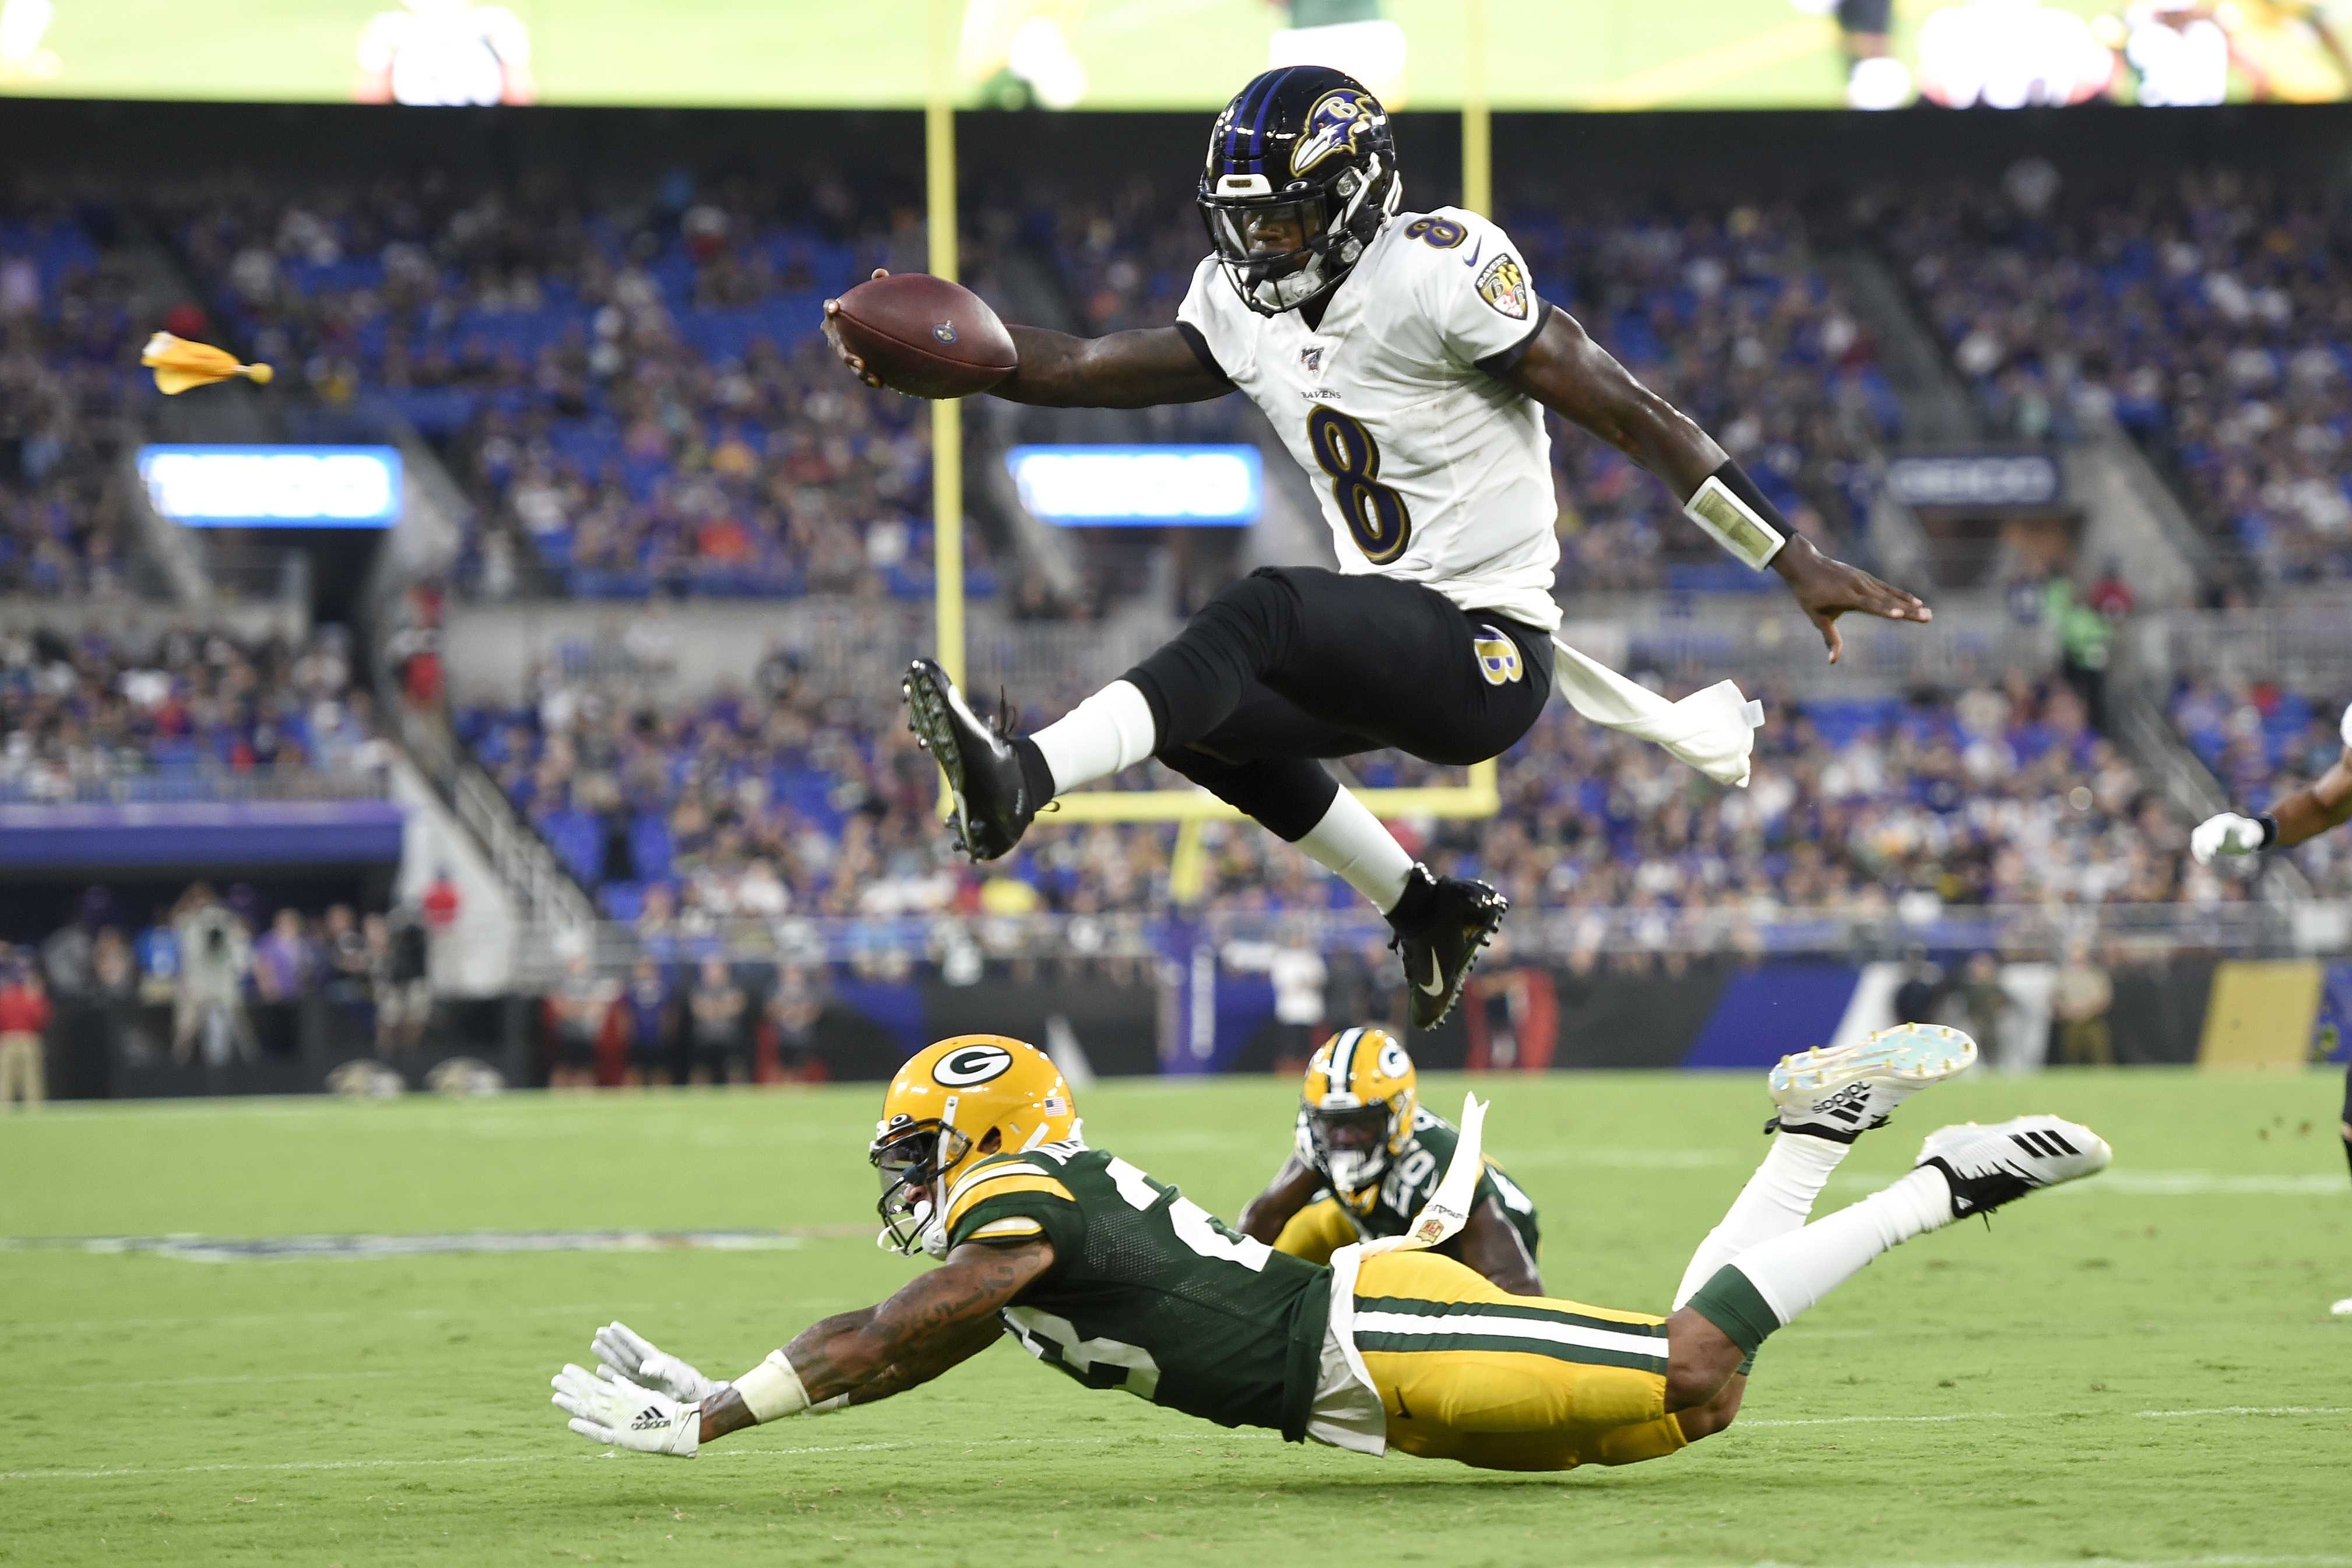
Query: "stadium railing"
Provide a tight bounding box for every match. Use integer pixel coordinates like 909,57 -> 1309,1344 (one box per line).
515,899 -> 2342,982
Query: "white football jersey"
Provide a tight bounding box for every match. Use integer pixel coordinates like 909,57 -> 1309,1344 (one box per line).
1178,206 -> 1562,633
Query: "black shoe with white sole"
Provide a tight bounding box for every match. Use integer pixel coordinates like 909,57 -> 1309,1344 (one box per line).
901,658 -> 1038,863
1386,866 -> 1506,1031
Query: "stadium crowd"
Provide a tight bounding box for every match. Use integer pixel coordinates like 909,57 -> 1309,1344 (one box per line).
462,655 -> 2329,948
0,203 -> 145,600
160,172 -> 955,602
0,623 -> 384,800
1878,166 -> 2352,588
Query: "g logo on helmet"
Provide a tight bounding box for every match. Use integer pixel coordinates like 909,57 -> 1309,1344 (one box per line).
933,1043 -> 1015,1087
1291,89 -> 1380,177
1376,1037 -> 1411,1080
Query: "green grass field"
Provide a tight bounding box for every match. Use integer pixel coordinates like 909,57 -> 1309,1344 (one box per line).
5,0 -> 2330,111
3,1068 -> 2348,1567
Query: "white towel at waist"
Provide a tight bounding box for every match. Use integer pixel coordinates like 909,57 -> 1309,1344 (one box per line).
1551,635 -> 1765,789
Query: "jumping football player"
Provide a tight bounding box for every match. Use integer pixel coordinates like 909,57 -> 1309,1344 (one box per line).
825,66 -> 1930,1027
551,1026 -> 2103,1473
1235,1026 -> 1544,1293
2191,694 -> 2352,1273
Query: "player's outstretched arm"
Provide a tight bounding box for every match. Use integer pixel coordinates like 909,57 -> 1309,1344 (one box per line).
554,1238 -> 1049,1456
698,1237 -> 1050,1442
2194,746 -> 2352,862
1237,1155 -> 1324,1244
821,269 -> 1226,409
1458,1196 -> 1543,1297
1498,309 -> 1931,663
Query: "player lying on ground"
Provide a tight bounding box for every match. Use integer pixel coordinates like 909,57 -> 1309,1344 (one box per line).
1236,1026 -> 1543,1293
825,66 -> 1929,1027
551,1024 -> 2109,1472
2191,695 -> 2352,1214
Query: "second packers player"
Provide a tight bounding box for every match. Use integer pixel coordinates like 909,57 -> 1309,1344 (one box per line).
1236,1027 -> 1542,1295
552,1029 -> 2111,1474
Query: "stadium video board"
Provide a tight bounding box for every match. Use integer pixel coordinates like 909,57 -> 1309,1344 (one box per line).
138,445 -> 403,529
0,1 -> 2342,111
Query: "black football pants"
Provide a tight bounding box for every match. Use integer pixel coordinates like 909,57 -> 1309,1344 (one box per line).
1121,566 -> 1552,842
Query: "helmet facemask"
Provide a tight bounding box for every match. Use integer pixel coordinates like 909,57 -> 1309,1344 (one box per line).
871,1116 -> 972,1258
1306,1101 -> 1397,1198
1199,155 -> 1400,317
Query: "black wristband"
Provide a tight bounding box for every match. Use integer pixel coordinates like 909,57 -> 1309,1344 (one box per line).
2258,814 -> 2280,849
1703,460 -> 1798,549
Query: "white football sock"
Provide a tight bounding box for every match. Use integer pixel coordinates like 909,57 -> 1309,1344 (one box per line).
1029,679 -> 1157,797
1672,1132 -> 1850,1309
1724,1165 -> 1953,1329
1295,788 -> 1415,913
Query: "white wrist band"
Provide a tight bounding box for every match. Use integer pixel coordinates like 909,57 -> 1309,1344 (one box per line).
733,1351 -> 812,1422
1683,475 -> 1787,570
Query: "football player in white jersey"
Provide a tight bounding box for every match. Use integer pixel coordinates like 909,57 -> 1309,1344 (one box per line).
826,66 -> 1930,1027
2190,695 -> 2352,1275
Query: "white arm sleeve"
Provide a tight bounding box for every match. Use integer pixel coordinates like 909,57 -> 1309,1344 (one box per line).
1405,209 -> 1549,374
2339,699 -> 2351,751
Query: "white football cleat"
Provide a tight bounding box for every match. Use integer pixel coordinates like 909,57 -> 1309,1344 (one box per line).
1915,1115 -> 2112,1219
1766,1024 -> 1980,1144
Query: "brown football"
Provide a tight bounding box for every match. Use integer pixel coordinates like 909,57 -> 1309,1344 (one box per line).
831,273 -> 1018,399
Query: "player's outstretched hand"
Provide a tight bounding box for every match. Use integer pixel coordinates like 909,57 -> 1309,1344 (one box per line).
550,1362 -> 701,1457
1776,539 -> 1932,664
592,1321 -> 719,1404
821,268 -> 890,389
2191,811 -> 2266,863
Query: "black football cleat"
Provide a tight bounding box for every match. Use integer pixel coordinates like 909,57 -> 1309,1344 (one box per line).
901,658 -> 1036,863
1387,865 -> 1507,1031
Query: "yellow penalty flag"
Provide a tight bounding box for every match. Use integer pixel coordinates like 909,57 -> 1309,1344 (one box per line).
140,331 -> 273,395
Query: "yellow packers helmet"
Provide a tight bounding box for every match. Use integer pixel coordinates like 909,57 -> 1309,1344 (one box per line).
870,1035 -> 1078,1257
1299,1026 -> 1416,1201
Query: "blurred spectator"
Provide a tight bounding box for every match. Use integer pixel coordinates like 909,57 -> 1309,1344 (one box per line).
1956,950 -> 2010,1067
1893,950 -> 1943,1026
547,950 -> 613,1088
2050,937 -> 2115,1066
173,887 -> 255,1064
371,909 -> 433,1056
764,964 -> 821,1080
621,957 -> 675,1088
133,906 -> 179,1004
685,956 -> 750,1086
0,959 -> 50,1108
40,903 -> 92,996
251,908 -> 318,1003
88,926 -> 136,1001
321,904 -> 371,1002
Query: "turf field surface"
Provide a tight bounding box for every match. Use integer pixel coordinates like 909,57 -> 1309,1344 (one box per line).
2,1068 -> 2347,1568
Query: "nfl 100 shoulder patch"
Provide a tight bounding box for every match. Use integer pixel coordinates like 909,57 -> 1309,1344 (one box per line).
1475,255 -> 1530,320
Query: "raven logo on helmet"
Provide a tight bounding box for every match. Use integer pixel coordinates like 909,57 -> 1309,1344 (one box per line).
1289,89 -> 1381,177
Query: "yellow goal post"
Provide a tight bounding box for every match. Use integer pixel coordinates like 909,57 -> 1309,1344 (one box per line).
926,0 -> 1500,827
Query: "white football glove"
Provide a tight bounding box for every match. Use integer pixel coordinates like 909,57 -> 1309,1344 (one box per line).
2191,812 -> 2267,864
592,1321 -> 720,1404
551,1362 -> 699,1457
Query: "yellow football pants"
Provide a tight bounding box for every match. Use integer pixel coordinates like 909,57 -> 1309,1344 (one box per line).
1273,1196 -> 1360,1266
1349,1250 -> 1687,1472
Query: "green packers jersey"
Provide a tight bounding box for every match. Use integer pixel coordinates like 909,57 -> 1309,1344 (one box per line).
1314,1108 -> 1542,1258
944,1142 -> 1333,1441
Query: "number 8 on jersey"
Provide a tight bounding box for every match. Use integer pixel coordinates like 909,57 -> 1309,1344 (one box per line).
1308,406 -> 1412,565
